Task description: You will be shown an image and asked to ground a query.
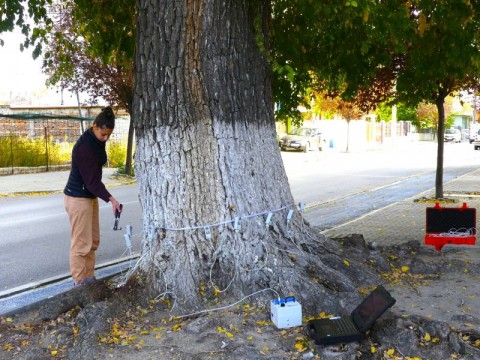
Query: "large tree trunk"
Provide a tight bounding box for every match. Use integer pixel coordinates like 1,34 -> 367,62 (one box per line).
132,0 -> 378,312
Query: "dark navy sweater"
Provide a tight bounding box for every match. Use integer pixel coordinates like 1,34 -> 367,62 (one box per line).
64,128 -> 111,202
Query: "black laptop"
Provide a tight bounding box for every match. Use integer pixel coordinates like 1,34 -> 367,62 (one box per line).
307,285 -> 396,345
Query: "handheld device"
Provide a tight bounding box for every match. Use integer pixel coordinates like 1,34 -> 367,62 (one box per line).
113,204 -> 123,231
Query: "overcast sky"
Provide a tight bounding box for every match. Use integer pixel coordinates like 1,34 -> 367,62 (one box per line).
0,31 -> 79,106
0,32 -> 46,90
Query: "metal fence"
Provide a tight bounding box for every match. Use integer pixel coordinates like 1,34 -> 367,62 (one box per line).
0,115 -> 130,175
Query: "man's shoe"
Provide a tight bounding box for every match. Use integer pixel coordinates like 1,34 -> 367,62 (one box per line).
74,277 -> 96,286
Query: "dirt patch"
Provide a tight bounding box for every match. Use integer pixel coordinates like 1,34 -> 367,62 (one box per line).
2,239 -> 480,359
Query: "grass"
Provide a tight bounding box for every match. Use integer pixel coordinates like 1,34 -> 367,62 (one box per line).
0,136 -> 72,168
0,136 -> 128,170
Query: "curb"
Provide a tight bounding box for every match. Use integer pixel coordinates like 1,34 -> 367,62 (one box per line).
0,255 -> 139,317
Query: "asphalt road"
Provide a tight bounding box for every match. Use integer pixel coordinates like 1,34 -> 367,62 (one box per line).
286,140 -> 479,206
1,140 -> 478,293
0,186 -> 143,292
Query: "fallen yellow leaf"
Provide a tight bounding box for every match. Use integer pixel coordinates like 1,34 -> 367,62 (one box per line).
21,340 -> 30,347
401,266 -> 409,272
217,326 -> 234,338
371,345 -> 377,353
343,259 -> 350,266
295,342 -> 306,351
424,333 -> 431,341
256,320 -> 269,326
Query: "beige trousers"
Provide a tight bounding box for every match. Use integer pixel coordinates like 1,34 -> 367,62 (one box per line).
64,195 -> 100,283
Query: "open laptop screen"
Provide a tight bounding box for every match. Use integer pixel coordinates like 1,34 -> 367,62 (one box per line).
352,286 -> 396,332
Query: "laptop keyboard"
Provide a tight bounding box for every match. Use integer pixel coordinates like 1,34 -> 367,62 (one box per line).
335,317 -> 358,335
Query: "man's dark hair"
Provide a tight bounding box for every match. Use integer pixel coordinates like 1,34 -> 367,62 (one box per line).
94,106 -> 115,129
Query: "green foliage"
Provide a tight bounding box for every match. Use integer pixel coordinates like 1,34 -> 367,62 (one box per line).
70,0 -> 136,64
445,114 -> 456,130
375,102 -> 417,122
375,103 -> 392,122
1,0 -> 53,57
396,1 -> 480,106
271,0 -> 410,117
397,104 -> 417,122
107,141 -> 127,169
0,134 -> 127,171
0,136 -> 72,167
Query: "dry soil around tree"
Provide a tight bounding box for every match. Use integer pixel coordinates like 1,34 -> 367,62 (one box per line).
2,238 -> 480,359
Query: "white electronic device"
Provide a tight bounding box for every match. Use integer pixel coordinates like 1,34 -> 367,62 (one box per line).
270,296 -> 302,329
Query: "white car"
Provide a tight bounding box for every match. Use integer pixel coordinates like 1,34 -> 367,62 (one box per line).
444,128 -> 461,143
473,128 -> 480,150
471,128 -> 480,145
279,127 -> 322,152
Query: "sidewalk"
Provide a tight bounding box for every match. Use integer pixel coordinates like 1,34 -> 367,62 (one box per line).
0,167 -> 131,196
321,168 -> 480,246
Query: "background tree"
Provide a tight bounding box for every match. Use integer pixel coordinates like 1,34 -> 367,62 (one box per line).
311,90 -> 366,151
336,99 -> 365,153
42,1 -> 136,175
397,103 -> 417,122
310,91 -> 341,120
374,102 -> 417,123
415,102 -> 438,132
394,1 -> 480,198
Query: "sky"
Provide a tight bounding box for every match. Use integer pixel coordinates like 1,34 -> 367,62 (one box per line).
0,31 -> 80,106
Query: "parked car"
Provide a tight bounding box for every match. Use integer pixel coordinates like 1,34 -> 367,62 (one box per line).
279,127 -> 322,152
444,128 -> 461,143
470,127 -> 480,144
472,128 -> 480,150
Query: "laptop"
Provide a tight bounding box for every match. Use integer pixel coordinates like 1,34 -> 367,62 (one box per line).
307,285 -> 396,345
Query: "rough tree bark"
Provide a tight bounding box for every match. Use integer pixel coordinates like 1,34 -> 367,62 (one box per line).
132,0 -> 380,312
434,94 -> 447,199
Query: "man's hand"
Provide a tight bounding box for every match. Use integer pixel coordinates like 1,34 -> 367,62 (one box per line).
109,196 -> 122,214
